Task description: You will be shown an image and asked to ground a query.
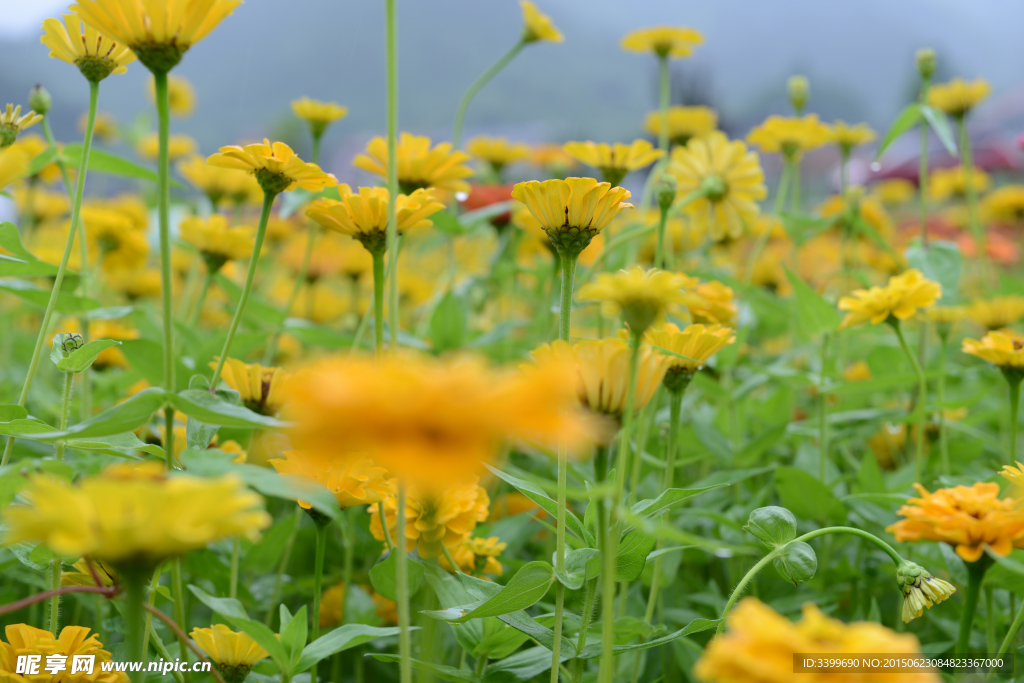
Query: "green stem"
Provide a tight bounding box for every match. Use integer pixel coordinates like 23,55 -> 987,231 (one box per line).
893,321 -> 927,482
959,117 -> 988,280
655,204 -> 669,275
396,480 -> 412,683
918,75 -> 931,249
141,564 -> 163,671
311,523 -> 328,683
170,558 -> 192,683
956,559 -> 990,655
229,537 -> 240,600
385,0 -> 400,351
744,161 -> 790,285
265,508 -> 302,627
153,71 -> 178,469
210,190 -> 276,388
264,224 -> 316,364
657,55 -> 670,152
1008,377 -> 1020,465
558,253 -> 578,342
716,526 -> 904,634
818,334 -> 830,482
791,159 -> 802,213
938,335 -> 950,475
570,577 -> 599,683
47,557 -> 61,635
378,500 -> 395,551
0,81 -> 98,468
124,568 -> 149,683
187,271 -> 213,328
452,41 -> 525,149
997,598 -> 1024,657
551,253 -> 573,683
372,249 -> 386,355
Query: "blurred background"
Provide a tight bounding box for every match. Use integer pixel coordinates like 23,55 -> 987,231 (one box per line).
2,0 -> 1024,188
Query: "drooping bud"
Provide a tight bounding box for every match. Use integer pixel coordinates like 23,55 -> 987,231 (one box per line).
896,561 -> 955,623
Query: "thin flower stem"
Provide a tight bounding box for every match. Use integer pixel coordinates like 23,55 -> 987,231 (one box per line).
47,370 -> 74,634
210,190 -> 276,388
170,558 -> 192,683
997,598 -> 1024,658
187,271 -> 213,328
141,563 -> 163,670
959,117 -> 989,280
657,55 -> 670,152
744,161 -> 791,285
1008,378 -> 1021,465
229,538 -> 240,600
0,81 -> 98,468
47,558 -> 61,635
600,333 -> 641,683
956,559 -> 990,654
558,253 -> 577,342
937,334 -> 951,475
378,500 -> 395,551
452,41 -> 525,149
372,249 -> 385,355
716,526 -> 905,635
153,71 -> 178,468
893,321 -> 927,482
310,523 -> 328,683
918,75 -> 931,249
264,224 -> 316,364
265,508 -> 302,627
655,203 -> 669,275
395,480 -> 412,683
385,0 -> 400,352
143,604 -> 227,683
818,334 -> 830,482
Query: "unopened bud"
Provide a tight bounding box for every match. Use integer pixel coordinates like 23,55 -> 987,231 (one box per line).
788,75 -> 809,114
916,48 -> 936,80
656,174 -> 677,212
28,85 -> 51,116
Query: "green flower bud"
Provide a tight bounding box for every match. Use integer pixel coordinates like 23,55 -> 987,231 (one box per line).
656,174 -> 677,213
28,85 -> 52,116
788,75 -> 809,114
916,48 -> 936,80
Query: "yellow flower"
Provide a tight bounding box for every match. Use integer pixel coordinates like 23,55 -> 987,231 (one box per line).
0,624 -> 128,683
318,582 -> 346,629
0,145 -> 30,192
680,276 -> 738,326
929,165 -> 990,202
291,97 -> 348,138
466,136 -> 530,172
370,479 -> 490,558
372,591 -> 398,625
927,77 -> 991,117
837,269 -> 941,329
620,26 -> 703,58
578,266 -> 687,333
888,482 -> 1024,562
145,74 -> 196,116
923,305 -> 966,327
643,105 -> 717,147
695,598 -> 941,683
208,139 -> 337,195
61,558 -> 117,588
10,134 -> 61,183
104,268 -> 162,301
179,214 -> 254,271
282,353 -> 585,489
669,131 -> 766,241
530,144 -> 577,173
562,140 -> 664,187
306,185 -> 445,254
178,155 -> 261,207
1002,462 -> 1024,492
962,330 -> 1024,370
646,323 -> 735,390
0,105 -> 43,148
81,111 -> 119,142
982,185 -> 1024,224
136,132 -> 196,161
269,451 -> 390,509
843,360 -> 873,382
353,133 -> 474,195
830,120 -> 876,154
746,114 -> 832,159
519,1 -> 563,43
871,178 -> 916,206
532,338 -> 668,423
11,184 -> 69,223
896,562 -> 956,624
88,319 -> 139,370
968,295 -> 1024,330
71,0 -> 242,71
3,464 -> 270,568
817,191 -> 894,242
40,13 -> 135,82
191,624 -> 268,683
511,177 -> 632,257
213,357 -> 289,416
83,206 -> 149,272
440,536 -> 507,577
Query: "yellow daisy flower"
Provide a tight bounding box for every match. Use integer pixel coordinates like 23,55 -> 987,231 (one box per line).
646,322 -> 735,391
838,269 -> 942,329
963,330 -> 1024,371
981,185 -> 1024,224
208,139 -> 337,195
291,97 -> 348,138
643,105 -> 717,147
213,357 -> 289,416
968,295 -> 1024,330
577,265 -> 687,333
746,114 -> 832,159
0,145 -> 30,192
0,624 -> 127,683
562,139 -> 664,186
370,479 -> 490,558
353,132 -> 474,195
136,132 -> 196,161
927,77 -> 991,117
620,26 -> 704,59
191,624 -> 269,683
929,165 -> 990,202
40,13 -> 135,82
830,120 -> 876,155
269,451 -> 390,510
466,136 -> 530,172
871,178 -> 916,206
441,536 -> 507,577
0,105 -> 43,148
179,214 -> 254,271
178,154 -> 262,207
668,131 -> 766,241
83,206 -> 149,272
306,185 -> 445,254
519,1 -> 563,43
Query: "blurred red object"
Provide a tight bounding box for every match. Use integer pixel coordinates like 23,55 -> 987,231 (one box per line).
461,184 -> 514,228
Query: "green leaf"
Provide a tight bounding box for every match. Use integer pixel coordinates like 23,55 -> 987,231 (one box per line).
62,143 -> 184,187
773,541 -> 817,585
783,266 -> 840,339
576,617 -> 721,659
904,239 -> 961,303
774,467 -> 846,525
425,562 -> 554,623
429,211 -> 471,237
0,223 -> 59,277
170,389 -> 285,429
630,486 -> 721,519
0,388 -> 164,442
296,625 -> 404,673
56,339 -> 121,373
0,278 -> 99,313
280,605 -> 308,669
551,548 -> 599,590
224,616 -> 291,675
484,464 -> 593,546
429,290 -> 468,353
484,645 -> 571,681
744,506 -> 797,548
67,432 -> 164,459
367,655 -> 480,683
26,147 -> 58,177
119,339 -> 190,391
0,405 -> 28,422
187,584 -> 250,620
179,449 -> 340,520
369,552 -> 424,602
918,104 -> 959,157
875,103 -> 921,160
615,529 -> 657,582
